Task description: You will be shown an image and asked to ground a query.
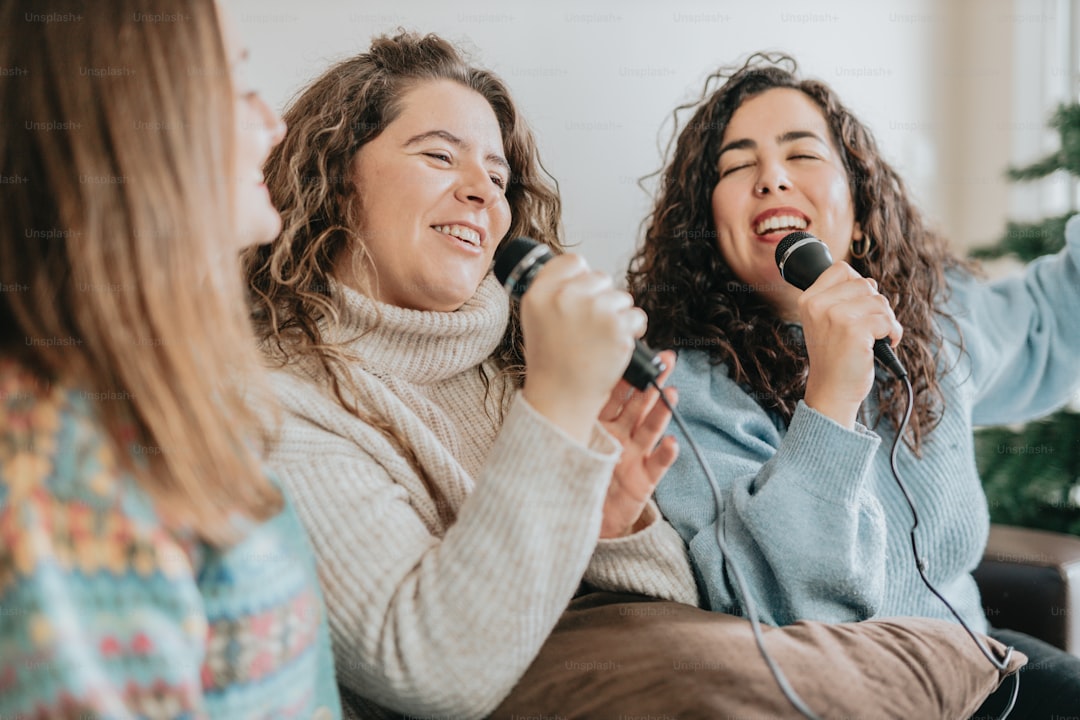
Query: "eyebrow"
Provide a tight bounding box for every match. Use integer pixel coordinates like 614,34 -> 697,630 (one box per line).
404,129 -> 511,175
717,130 -> 825,159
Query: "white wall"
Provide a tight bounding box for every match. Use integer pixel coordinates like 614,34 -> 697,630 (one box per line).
225,0 -> 1023,277
1008,0 -> 1076,225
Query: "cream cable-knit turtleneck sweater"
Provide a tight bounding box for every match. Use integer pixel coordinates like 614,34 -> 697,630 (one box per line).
265,275 -> 699,720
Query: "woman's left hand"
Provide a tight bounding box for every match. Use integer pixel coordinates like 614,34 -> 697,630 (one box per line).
596,350 -> 679,539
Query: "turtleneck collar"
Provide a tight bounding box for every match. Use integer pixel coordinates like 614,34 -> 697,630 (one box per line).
325,274 -> 510,384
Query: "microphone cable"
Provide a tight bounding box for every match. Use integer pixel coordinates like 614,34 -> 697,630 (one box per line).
653,377 -> 822,720
887,374 -> 1019,719
651,373 -> 1019,720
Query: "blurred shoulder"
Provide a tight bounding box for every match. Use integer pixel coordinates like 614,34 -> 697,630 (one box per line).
0,358 -> 135,510
671,348 -> 740,395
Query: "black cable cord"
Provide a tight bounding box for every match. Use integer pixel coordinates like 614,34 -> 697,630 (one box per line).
652,378 -> 823,720
889,375 -> 1019,719
652,374 -> 1021,719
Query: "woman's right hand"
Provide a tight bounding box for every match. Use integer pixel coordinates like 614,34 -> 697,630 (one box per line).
799,262 -> 902,429
519,253 -> 645,444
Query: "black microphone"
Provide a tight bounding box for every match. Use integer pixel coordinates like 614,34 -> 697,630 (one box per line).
493,236 -> 666,391
775,231 -> 907,379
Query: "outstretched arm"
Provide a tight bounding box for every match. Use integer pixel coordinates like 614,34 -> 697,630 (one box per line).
952,214 -> 1080,425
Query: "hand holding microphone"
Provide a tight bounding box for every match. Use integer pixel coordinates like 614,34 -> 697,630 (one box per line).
775,231 -> 905,428
494,237 -> 666,444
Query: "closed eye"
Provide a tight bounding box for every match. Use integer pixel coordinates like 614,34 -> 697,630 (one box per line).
720,163 -> 753,178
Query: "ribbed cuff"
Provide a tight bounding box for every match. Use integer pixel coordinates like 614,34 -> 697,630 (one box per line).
507,390 -> 621,460
781,401 -> 882,505
588,500 -> 700,606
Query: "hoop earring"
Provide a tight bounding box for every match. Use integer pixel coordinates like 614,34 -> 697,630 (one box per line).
850,235 -> 873,259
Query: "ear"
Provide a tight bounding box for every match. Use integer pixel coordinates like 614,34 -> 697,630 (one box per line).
852,222 -> 864,242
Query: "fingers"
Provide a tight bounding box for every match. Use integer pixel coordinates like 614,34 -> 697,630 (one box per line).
625,307 -> 648,339
799,263 -> 902,347
598,380 -> 635,423
652,349 -> 677,388
599,351 -> 677,431
634,387 -> 678,451
531,252 -> 590,285
800,261 -> 864,296
520,251 -> 658,436
643,435 -> 680,484
818,295 -> 902,348
800,263 -> 876,304
537,256 -> 645,339
605,384 -> 679,462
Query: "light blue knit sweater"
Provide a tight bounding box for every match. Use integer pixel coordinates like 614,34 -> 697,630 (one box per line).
656,214 -> 1080,633
0,360 -> 342,719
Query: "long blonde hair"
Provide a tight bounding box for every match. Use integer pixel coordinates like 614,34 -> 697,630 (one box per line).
243,32 -> 562,511
0,0 -> 282,544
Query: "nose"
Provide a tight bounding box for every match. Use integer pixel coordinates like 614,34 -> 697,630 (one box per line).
253,93 -> 286,147
455,161 -> 501,207
754,156 -> 790,196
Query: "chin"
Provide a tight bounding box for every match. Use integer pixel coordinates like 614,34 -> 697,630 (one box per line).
242,214 -> 283,248
425,297 -> 469,313
419,286 -> 475,313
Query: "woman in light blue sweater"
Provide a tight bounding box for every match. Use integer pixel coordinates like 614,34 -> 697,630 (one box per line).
629,53 -> 1080,716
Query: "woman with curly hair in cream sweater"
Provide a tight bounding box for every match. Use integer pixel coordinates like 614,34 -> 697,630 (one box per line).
242,31 -> 699,719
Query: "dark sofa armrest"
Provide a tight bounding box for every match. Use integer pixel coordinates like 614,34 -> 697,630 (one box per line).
972,524 -> 1080,657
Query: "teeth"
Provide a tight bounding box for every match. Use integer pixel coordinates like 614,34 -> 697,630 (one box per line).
755,215 -> 808,236
433,224 -> 481,246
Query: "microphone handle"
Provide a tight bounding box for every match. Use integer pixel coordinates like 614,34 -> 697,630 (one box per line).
493,237 -> 667,390
874,338 -> 907,379
624,340 -> 666,390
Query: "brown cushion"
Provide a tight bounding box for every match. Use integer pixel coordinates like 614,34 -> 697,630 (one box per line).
491,591 -> 1026,719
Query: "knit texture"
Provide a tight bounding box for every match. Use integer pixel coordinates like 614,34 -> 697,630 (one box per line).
656,214 -> 1080,632
0,360 -> 341,719
266,274 -> 698,720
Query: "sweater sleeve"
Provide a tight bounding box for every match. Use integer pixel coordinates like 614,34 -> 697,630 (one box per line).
586,499 -> 700,606
0,393 -> 207,718
653,351 -> 888,626
272,391 -> 619,720
950,213 -> 1080,425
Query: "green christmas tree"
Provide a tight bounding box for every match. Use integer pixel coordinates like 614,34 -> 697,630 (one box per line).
971,102 -> 1080,536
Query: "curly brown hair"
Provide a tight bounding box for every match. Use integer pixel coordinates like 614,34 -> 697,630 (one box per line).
242,32 -> 562,513
628,53 -> 974,452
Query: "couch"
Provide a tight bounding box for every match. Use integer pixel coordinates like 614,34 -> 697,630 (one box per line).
974,523 -> 1080,657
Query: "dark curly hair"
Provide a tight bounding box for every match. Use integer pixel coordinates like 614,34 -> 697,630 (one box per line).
628,53 -> 974,452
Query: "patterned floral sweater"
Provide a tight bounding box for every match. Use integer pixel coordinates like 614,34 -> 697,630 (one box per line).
0,359 -> 341,719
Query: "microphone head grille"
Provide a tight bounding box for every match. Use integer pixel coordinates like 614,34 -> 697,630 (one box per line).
493,236 -> 541,285
774,231 -> 815,267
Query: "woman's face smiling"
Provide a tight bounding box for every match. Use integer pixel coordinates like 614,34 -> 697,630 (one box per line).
217,5 -> 286,248
348,79 -> 512,312
710,87 -> 862,319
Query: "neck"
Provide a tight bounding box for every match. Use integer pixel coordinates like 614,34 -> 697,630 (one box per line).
324,274 -> 510,385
